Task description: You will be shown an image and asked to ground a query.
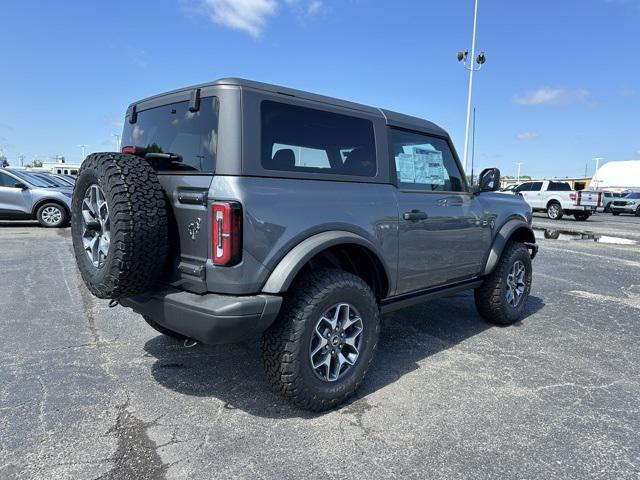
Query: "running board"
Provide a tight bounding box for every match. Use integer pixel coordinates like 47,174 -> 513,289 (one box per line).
380,278 -> 483,314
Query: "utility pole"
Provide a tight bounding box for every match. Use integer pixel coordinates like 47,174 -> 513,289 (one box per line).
516,162 -> 523,183
457,0 -> 486,173
18,153 -> 25,166
78,144 -> 88,161
113,134 -> 121,152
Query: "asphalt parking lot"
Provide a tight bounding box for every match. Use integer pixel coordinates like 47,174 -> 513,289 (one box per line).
1,215 -> 639,480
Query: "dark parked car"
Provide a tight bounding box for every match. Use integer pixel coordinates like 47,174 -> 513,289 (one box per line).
70,78 -> 538,411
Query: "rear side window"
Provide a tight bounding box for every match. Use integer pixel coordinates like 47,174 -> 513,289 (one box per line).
261,101 -> 376,177
121,97 -> 219,172
548,181 -> 571,191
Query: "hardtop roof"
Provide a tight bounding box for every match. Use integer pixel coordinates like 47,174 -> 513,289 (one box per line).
130,77 -> 448,138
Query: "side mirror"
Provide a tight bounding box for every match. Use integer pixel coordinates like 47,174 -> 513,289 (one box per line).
14,182 -> 28,189
478,168 -> 501,192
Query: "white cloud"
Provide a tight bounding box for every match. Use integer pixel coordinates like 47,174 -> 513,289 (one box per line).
201,0 -> 276,37
514,88 -> 590,106
198,0 -> 322,37
516,131 -> 539,141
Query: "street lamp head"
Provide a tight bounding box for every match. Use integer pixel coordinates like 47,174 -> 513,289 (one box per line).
457,50 -> 468,62
476,52 -> 486,65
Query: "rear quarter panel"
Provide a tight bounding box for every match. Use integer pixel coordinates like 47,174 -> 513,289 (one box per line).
206,176 -> 399,295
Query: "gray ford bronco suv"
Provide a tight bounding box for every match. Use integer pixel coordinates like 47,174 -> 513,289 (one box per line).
71,78 -> 537,411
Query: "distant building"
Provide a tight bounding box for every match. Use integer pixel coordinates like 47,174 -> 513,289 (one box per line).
29,157 -> 82,176
590,160 -> 640,191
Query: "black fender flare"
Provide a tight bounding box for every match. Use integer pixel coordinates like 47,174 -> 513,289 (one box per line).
483,219 -> 537,276
261,230 -> 391,294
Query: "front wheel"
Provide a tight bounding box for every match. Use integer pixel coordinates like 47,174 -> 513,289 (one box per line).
574,212 -> 591,221
474,242 -> 532,325
262,269 -> 380,411
546,202 -> 563,220
636,207 -> 640,217
36,202 -> 68,228
612,212 -> 620,216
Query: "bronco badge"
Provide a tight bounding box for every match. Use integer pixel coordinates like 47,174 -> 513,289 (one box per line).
187,217 -> 201,240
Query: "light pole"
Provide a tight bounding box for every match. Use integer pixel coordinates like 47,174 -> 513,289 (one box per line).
592,157 -> 603,189
457,0 -> 486,173
516,162 -> 523,183
113,134 -> 121,151
78,144 -> 88,161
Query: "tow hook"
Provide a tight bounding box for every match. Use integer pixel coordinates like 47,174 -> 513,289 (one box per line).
524,242 -> 539,260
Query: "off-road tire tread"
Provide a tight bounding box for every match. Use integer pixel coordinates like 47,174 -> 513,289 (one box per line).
474,241 -> 531,325
71,152 -> 168,299
261,269 -> 379,412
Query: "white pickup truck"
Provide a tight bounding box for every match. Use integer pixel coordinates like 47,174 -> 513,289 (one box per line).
513,180 -> 602,221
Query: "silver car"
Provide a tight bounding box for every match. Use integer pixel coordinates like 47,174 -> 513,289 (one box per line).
0,168 -> 72,227
610,192 -> 640,216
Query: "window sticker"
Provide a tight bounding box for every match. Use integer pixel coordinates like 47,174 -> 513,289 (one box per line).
413,147 -> 445,185
395,147 -> 445,185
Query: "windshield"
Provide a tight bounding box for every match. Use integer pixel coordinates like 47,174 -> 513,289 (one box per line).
121,97 -> 218,172
10,170 -> 56,188
625,192 -> 640,199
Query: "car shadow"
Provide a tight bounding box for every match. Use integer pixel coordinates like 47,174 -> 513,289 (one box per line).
0,220 -> 41,228
144,292 -> 544,419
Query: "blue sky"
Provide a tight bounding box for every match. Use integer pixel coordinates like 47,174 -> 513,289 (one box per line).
0,0 -> 638,178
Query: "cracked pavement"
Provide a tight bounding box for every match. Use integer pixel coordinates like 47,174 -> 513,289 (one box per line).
0,217 -> 639,479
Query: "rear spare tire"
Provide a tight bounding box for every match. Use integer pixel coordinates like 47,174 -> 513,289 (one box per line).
71,152 -> 169,299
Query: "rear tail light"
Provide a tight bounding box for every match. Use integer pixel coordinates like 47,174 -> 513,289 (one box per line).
212,202 -> 242,266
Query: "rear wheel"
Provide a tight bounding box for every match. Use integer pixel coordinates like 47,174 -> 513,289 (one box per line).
36,202 -> 68,228
474,242 -> 532,325
546,202 -> 563,220
636,207 -> 640,217
262,269 -> 380,411
574,212 -> 590,221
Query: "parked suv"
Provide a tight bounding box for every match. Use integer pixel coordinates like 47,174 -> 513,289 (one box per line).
514,180 -> 601,221
0,168 -> 72,227
610,192 -> 640,216
71,78 -> 538,411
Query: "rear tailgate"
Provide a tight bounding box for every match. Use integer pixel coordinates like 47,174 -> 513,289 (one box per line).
574,190 -> 602,208
121,96 -> 219,293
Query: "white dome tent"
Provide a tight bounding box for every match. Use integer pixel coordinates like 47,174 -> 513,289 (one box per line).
590,160 -> 640,191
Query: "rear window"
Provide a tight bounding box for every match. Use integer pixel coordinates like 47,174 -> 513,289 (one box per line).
548,181 -> 572,191
261,101 -> 376,177
121,97 -> 219,172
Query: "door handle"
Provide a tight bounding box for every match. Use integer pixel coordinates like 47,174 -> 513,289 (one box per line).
403,209 -> 428,221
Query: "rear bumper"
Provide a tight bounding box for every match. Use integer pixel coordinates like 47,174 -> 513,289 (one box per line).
120,287 -> 282,344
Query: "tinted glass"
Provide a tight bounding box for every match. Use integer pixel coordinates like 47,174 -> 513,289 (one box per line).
626,192 -> 640,199
261,101 -> 376,177
121,98 -> 218,172
529,182 -> 543,191
0,171 -> 18,187
9,170 -> 53,187
548,181 -> 571,191
34,173 -> 67,187
515,183 -> 530,192
390,129 -> 464,192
